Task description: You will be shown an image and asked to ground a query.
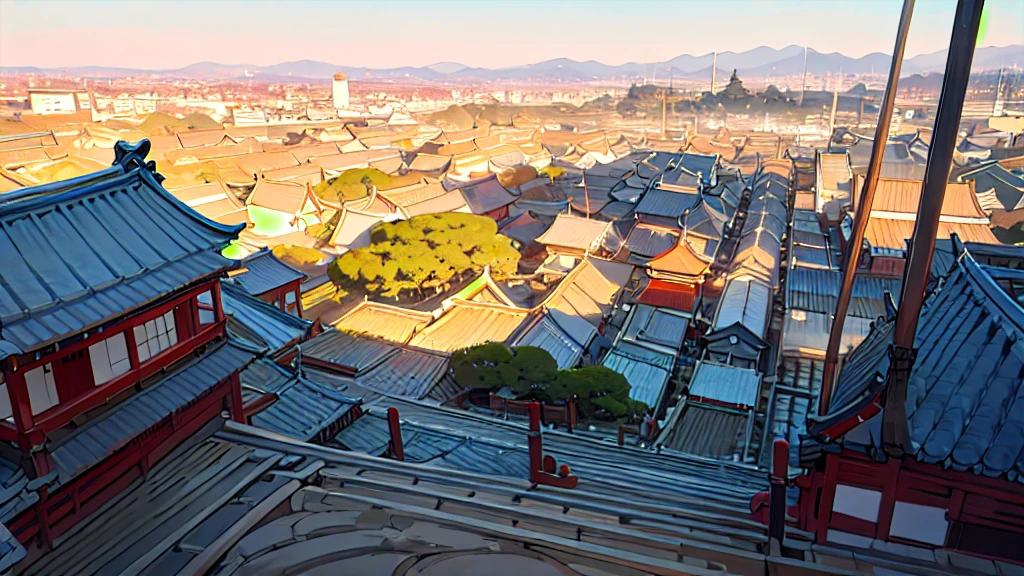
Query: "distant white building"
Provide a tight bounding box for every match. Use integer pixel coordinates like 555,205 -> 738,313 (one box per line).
332,72 -> 350,109
28,89 -> 89,115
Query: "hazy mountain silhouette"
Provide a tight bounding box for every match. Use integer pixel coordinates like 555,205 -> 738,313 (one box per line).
2,45 -> 1020,82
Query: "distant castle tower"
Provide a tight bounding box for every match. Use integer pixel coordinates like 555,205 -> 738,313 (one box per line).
332,72 -> 350,109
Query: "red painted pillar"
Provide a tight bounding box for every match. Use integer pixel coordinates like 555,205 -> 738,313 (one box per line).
387,407 -> 404,461
227,373 -> 245,424
816,453 -> 840,544
769,439 -> 789,548
528,402 -> 542,483
875,458 -> 901,540
212,280 -> 225,322
4,364 -> 35,448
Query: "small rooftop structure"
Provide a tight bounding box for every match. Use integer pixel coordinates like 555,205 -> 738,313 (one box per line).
534,213 -> 611,256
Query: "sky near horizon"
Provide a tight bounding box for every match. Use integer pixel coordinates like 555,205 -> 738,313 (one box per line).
1,0 -> 1022,70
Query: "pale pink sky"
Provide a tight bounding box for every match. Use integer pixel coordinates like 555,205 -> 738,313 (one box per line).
1,0 -> 1022,70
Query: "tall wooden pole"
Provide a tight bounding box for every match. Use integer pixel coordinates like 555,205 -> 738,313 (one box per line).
884,0 -> 985,456
818,0 -> 916,415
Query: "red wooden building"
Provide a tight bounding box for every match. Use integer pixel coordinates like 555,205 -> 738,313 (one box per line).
231,247 -> 306,317
0,140 -> 255,555
799,246 -> 1024,564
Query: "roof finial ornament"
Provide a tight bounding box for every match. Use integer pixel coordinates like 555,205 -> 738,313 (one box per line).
112,139 -> 164,183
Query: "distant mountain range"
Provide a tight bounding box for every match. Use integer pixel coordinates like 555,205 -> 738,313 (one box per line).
3,45 -> 1022,84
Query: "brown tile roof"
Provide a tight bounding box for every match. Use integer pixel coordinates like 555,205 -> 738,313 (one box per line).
865,217 -> 1000,250
853,175 -> 988,219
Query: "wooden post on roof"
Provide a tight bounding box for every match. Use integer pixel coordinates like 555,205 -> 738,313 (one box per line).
885,0 -> 985,457
387,407 -> 404,461
819,0 -> 916,416
228,373 -> 245,424
768,438 -> 789,551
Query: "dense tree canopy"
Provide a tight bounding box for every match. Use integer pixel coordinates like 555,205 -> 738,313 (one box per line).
450,343 -> 647,420
313,168 -> 392,203
327,213 -> 520,300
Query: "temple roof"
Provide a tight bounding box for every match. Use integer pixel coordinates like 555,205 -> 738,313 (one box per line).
813,246 -> 1024,483
647,238 -> 711,279
0,140 -> 243,360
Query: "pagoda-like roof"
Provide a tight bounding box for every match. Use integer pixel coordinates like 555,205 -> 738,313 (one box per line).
0,140 -> 243,360
647,238 -> 711,279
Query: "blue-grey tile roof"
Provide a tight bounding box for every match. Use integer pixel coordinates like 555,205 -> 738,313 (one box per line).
678,153 -> 718,187
0,455 -> 36,524
232,248 -> 306,296
221,283 -> 311,355
0,140 -> 243,360
634,188 -> 700,219
602,340 -> 675,410
625,225 -> 678,258
513,308 -> 597,369
620,304 -> 689,351
299,330 -> 459,402
687,362 -> 761,408
330,396 -> 768,508
455,175 -> 518,214
0,521 -> 25,573
786,268 -> 901,319
49,337 -> 259,485
242,359 -> 360,442
659,402 -> 749,459
813,250 -> 1024,483
299,329 -> 398,375
957,161 -> 1024,211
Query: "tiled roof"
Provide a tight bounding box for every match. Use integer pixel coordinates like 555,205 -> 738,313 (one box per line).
512,308 -> 597,369
815,249 -> 1024,483
0,141 -> 243,360
49,337 -> 259,485
453,174 -> 517,214
242,359 -> 360,441
232,247 -> 306,296
534,213 -> 611,251
687,361 -> 761,408
647,238 -> 711,279
602,340 -> 675,410
852,175 -> 988,219
635,187 -> 700,219
635,278 -> 697,312
658,402 -> 750,459
299,329 -> 400,375
864,217 -> 999,250
956,160 -> 1024,212
409,300 -> 530,352
220,283 -> 311,355
544,257 -> 633,327
245,179 -> 315,214
332,300 -> 434,344
625,224 -> 678,258
786,267 -> 901,319
713,276 -> 772,339
169,181 -> 249,226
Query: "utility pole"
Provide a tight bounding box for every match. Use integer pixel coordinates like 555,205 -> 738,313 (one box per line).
884,0 -> 985,457
819,0 -> 916,414
799,46 -> 809,107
